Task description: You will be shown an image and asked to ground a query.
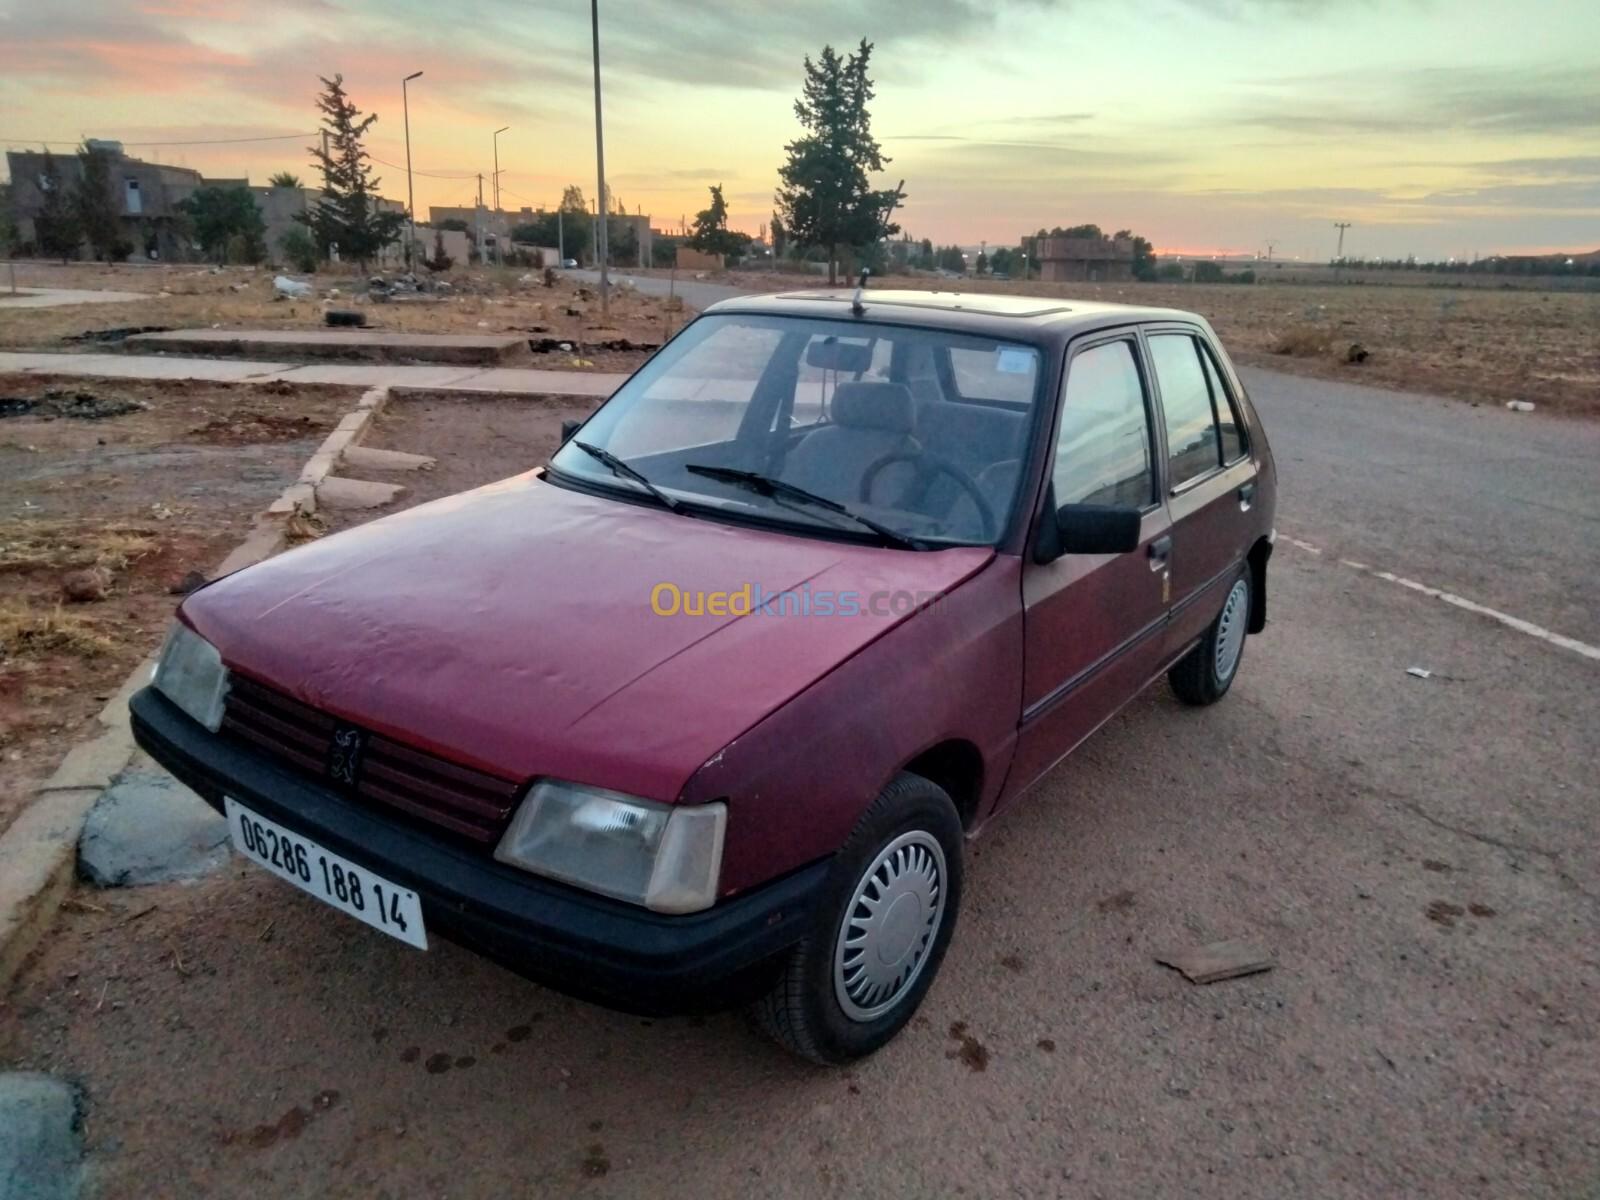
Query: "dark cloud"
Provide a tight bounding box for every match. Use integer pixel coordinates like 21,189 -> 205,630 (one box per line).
483,0 -> 1070,91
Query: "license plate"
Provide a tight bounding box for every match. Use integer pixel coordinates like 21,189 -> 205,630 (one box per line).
225,798 -> 427,950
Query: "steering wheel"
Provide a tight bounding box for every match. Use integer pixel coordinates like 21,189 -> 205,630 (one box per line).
859,450 -> 997,542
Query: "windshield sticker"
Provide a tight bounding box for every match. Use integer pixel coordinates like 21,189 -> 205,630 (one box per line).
995,348 -> 1034,375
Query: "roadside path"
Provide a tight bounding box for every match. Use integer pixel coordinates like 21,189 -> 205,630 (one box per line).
0,288 -> 151,309
0,351 -> 625,398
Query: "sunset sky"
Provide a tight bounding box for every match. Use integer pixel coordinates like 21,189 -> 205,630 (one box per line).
2,0 -> 1595,259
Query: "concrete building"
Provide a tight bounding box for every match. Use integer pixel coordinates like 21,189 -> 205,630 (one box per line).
6,142 -> 206,260
1030,235 -> 1135,282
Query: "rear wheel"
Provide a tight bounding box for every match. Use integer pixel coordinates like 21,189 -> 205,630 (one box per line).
1169,570 -> 1251,706
750,773 -> 963,1065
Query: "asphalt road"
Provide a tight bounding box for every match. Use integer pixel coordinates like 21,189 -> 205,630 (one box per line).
3,303 -> 1598,1197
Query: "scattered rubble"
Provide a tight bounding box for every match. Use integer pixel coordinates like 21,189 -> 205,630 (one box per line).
59,567 -> 111,604
0,389 -> 149,421
1155,939 -> 1274,984
272,275 -> 313,300
61,325 -> 174,344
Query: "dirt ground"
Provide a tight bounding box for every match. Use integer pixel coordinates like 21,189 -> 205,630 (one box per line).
0,373 -> 357,835
700,269 -> 1600,416
322,392 -> 602,537
2,262 -> 689,375
1,373 -> 1596,1197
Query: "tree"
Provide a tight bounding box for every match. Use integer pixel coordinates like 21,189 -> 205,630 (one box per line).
298,74 -> 404,271
268,171 -> 303,188
33,153 -> 80,261
775,39 -> 903,284
770,212 -> 787,258
511,211 -> 589,263
1114,228 -> 1157,280
74,145 -> 128,262
688,184 -> 742,257
278,225 -> 318,272
559,185 -> 588,214
436,217 -> 470,232
989,247 -> 1016,276
0,185 -> 15,255
424,227 -> 453,272
975,250 -> 989,276
180,186 -> 266,263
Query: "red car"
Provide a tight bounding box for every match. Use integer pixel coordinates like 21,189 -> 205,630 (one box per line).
132,289 -> 1276,1063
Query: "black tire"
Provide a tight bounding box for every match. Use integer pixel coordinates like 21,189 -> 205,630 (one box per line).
1169,567 -> 1251,706
750,773 -> 963,1065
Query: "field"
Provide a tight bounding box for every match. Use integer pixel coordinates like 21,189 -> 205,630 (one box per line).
1,261 -> 689,372
697,269 -> 1600,416
0,373 -> 356,835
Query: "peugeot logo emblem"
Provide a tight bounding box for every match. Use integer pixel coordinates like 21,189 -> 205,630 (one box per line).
328,725 -> 366,787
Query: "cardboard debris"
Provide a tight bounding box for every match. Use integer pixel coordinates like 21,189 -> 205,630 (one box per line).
1155,939 -> 1274,984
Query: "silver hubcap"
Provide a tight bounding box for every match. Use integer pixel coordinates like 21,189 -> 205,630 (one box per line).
1214,578 -> 1249,682
834,831 -> 947,1022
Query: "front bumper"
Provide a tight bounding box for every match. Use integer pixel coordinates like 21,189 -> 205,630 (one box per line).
130,686 -> 827,1014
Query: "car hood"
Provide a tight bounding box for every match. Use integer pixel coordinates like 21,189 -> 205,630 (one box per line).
183,474 -> 994,801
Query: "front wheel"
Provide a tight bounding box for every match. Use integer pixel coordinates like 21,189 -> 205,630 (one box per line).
1169,569 -> 1251,706
750,773 -> 963,1065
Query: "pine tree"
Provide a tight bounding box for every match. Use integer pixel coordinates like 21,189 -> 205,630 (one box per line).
74,145 -> 127,262
775,40 -> 903,284
34,151 -> 81,262
688,184 -> 739,256
297,75 -> 403,271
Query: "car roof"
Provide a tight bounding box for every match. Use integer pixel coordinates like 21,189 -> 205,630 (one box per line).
703,288 -> 1202,340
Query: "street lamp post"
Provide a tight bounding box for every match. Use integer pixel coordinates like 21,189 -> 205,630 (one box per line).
402,71 -> 423,272
590,0 -> 609,318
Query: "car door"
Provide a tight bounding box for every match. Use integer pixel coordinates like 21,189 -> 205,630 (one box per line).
1009,332 -> 1172,794
1143,327 -> 1259,658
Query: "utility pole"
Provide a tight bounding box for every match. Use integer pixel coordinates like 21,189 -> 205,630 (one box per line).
1265,240 -> 1275,262
1333,221 -> 1351,262
590,0 -> 609,317
492,126 -> 509,212
476,173 -> 486,264
402,71 -> 423,271
558,208 -> 564,263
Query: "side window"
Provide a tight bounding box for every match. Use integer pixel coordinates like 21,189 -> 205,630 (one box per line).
1197,344 -> 1246,463
1053,340 -> 1154,509
1148,334 -> 1221,487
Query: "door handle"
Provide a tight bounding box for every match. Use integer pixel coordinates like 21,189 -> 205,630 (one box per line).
1238,481 -> 1257,509
1148,535 -> 1172,570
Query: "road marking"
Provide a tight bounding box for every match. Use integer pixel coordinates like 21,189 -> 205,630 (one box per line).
1280,537 -> 1600,664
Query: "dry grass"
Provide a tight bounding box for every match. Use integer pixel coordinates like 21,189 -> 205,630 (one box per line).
0,263 -> 687,354
0,601 -> 114,660
0,520 -> 159,575
727,271 -> 1600,414
1271,324 -> 1336,358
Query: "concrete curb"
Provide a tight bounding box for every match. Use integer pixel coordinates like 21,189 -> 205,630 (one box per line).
0,385 -> 391,993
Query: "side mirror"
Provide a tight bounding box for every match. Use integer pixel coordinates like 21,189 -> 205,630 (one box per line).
1034,503 -> 1143,563
560,419 -> 582,445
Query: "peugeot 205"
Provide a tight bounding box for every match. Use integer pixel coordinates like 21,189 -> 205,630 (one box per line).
131,288 -> 1276,1063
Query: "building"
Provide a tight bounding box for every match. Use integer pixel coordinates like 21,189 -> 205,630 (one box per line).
6,141 -> 407,265
6,141 -> 206,260
1030,235 -> 1135,282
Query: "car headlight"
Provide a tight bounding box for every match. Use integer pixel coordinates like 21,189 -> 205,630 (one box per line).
494,780 -> 726,914
152,622 -> 230,732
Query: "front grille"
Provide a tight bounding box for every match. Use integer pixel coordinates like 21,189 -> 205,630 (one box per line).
221,674 -> 522,845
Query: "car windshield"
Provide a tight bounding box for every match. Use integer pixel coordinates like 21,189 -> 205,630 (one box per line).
549,312 -> 1043,547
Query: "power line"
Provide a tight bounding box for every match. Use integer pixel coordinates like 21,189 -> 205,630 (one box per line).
369,153 -> 476,180
1,131 -> 317,147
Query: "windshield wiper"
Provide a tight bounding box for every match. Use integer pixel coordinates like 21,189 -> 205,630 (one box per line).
570,441 -> 681,512
684,464 -> 923,550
